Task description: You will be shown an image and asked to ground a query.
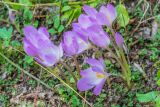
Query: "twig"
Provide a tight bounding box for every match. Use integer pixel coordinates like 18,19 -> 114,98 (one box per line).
0,0 -> 96,7
36,62 -> 92,107
57,65 -> 71,86
0,1 -> 60,7
131,0 -> 149,36
60,61 -> 78,83
140,15 -> 160,23
73,55 -> 80,76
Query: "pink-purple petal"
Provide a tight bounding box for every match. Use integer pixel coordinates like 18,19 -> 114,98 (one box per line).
62,30 -> 89,56
23,38 -> 37,56
87,25 -> 110,47
83,5 -> 97,18
115,32 -> 124,47
93,79 -> 106,95
96,12 -> 110,26
23,25 -> 63,66
38,27 -> 50,38
9,10 -> 15,22
77,77 -> 95,91
80,68 -> 93,77
99,4 -> 117,26
85,58 -> 105,72
78,14 -> 93,29
62,31 -> 79,56
92,66 -> 104,74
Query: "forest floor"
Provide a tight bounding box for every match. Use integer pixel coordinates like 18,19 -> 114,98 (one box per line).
0,0 -> 160,107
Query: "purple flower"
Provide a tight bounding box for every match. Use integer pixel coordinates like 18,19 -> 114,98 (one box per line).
72,5 -> 100,38
83,5 -> 98,19
62,31 -> 90,56
97,4 -> 117,27
9,9 -> 15,22
72,14 -> 97,39
23,26 -> 63,66
115,32 -> 124,47
87,25 -> 110,48
77,58 -> 110,95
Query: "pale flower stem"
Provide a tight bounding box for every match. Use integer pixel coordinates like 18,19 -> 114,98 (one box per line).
60,61 -> 78,83
119,49 -> 131,76
109,27 -> 131,87
105,47 -> 125,71
109,28 -> 122,57
105,46 -> 130,87
57,65 -> 71,86
73,55 -> 80,76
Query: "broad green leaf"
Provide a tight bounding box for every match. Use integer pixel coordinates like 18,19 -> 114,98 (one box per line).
73,6 -> 81,18
11,40 -> 21,47
54,17 -> 60,29
0,27 -> 13,39
157,79 -> 160,86
136,91 -> 158,103
66,7 -> 81,27
90,0 -> 100,7
24,55 -> 33,64
62,10 -> 73,21
19,0 -> 32,6
157,70 -> 160,78
3,40 -> 10,47
71,95 -> 80,107
154,29 -> 160,39
58,25 -> 64,33
62,6 -> 71,12
33,20 -> 39,28
48,28 -> 57,35
10,0 -> 32,10
155,96 -> 160,107
23,8 -> 33,21
116,4 -> 130,27
70,77 -> 75,83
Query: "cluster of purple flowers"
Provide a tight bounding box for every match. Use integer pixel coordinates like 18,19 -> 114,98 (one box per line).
23,4 -> 124,95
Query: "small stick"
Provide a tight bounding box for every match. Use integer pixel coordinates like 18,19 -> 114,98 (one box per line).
60,61 -> 78,83
73,55 -> 80,76
57,65 -> 71,86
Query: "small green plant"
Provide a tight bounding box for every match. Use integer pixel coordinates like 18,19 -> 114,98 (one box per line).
136,91 -> 160,107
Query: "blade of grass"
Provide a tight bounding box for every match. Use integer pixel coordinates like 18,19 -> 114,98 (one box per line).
35,62 -> 92,107
0,52 -> 53,91
8,47 -> 92,106
0,0 -> 97,7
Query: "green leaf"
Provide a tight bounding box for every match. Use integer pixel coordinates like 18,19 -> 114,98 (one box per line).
0,27 -> 13,39
70,77 -> 75,83
54,17 -> 60,29
58,25 -> 64,33
62,6 -> 71,12
23,8 -> 33,21
116,4 -> 130,27
19,0 -> 32,6
136,91 -> 158,103
62,10 -> 73,20
157,79 -> 160,86
155,96 -> 160,107
3,40 -> 10,47
66,7 -> 81,27
33,20 -> 39,28
157,70 -> 160,78
11,40 -> 21,47
90,0 -> 100,7
71,95 -> 80,107
48,28 -> 57,35
24,55 -> 33,64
